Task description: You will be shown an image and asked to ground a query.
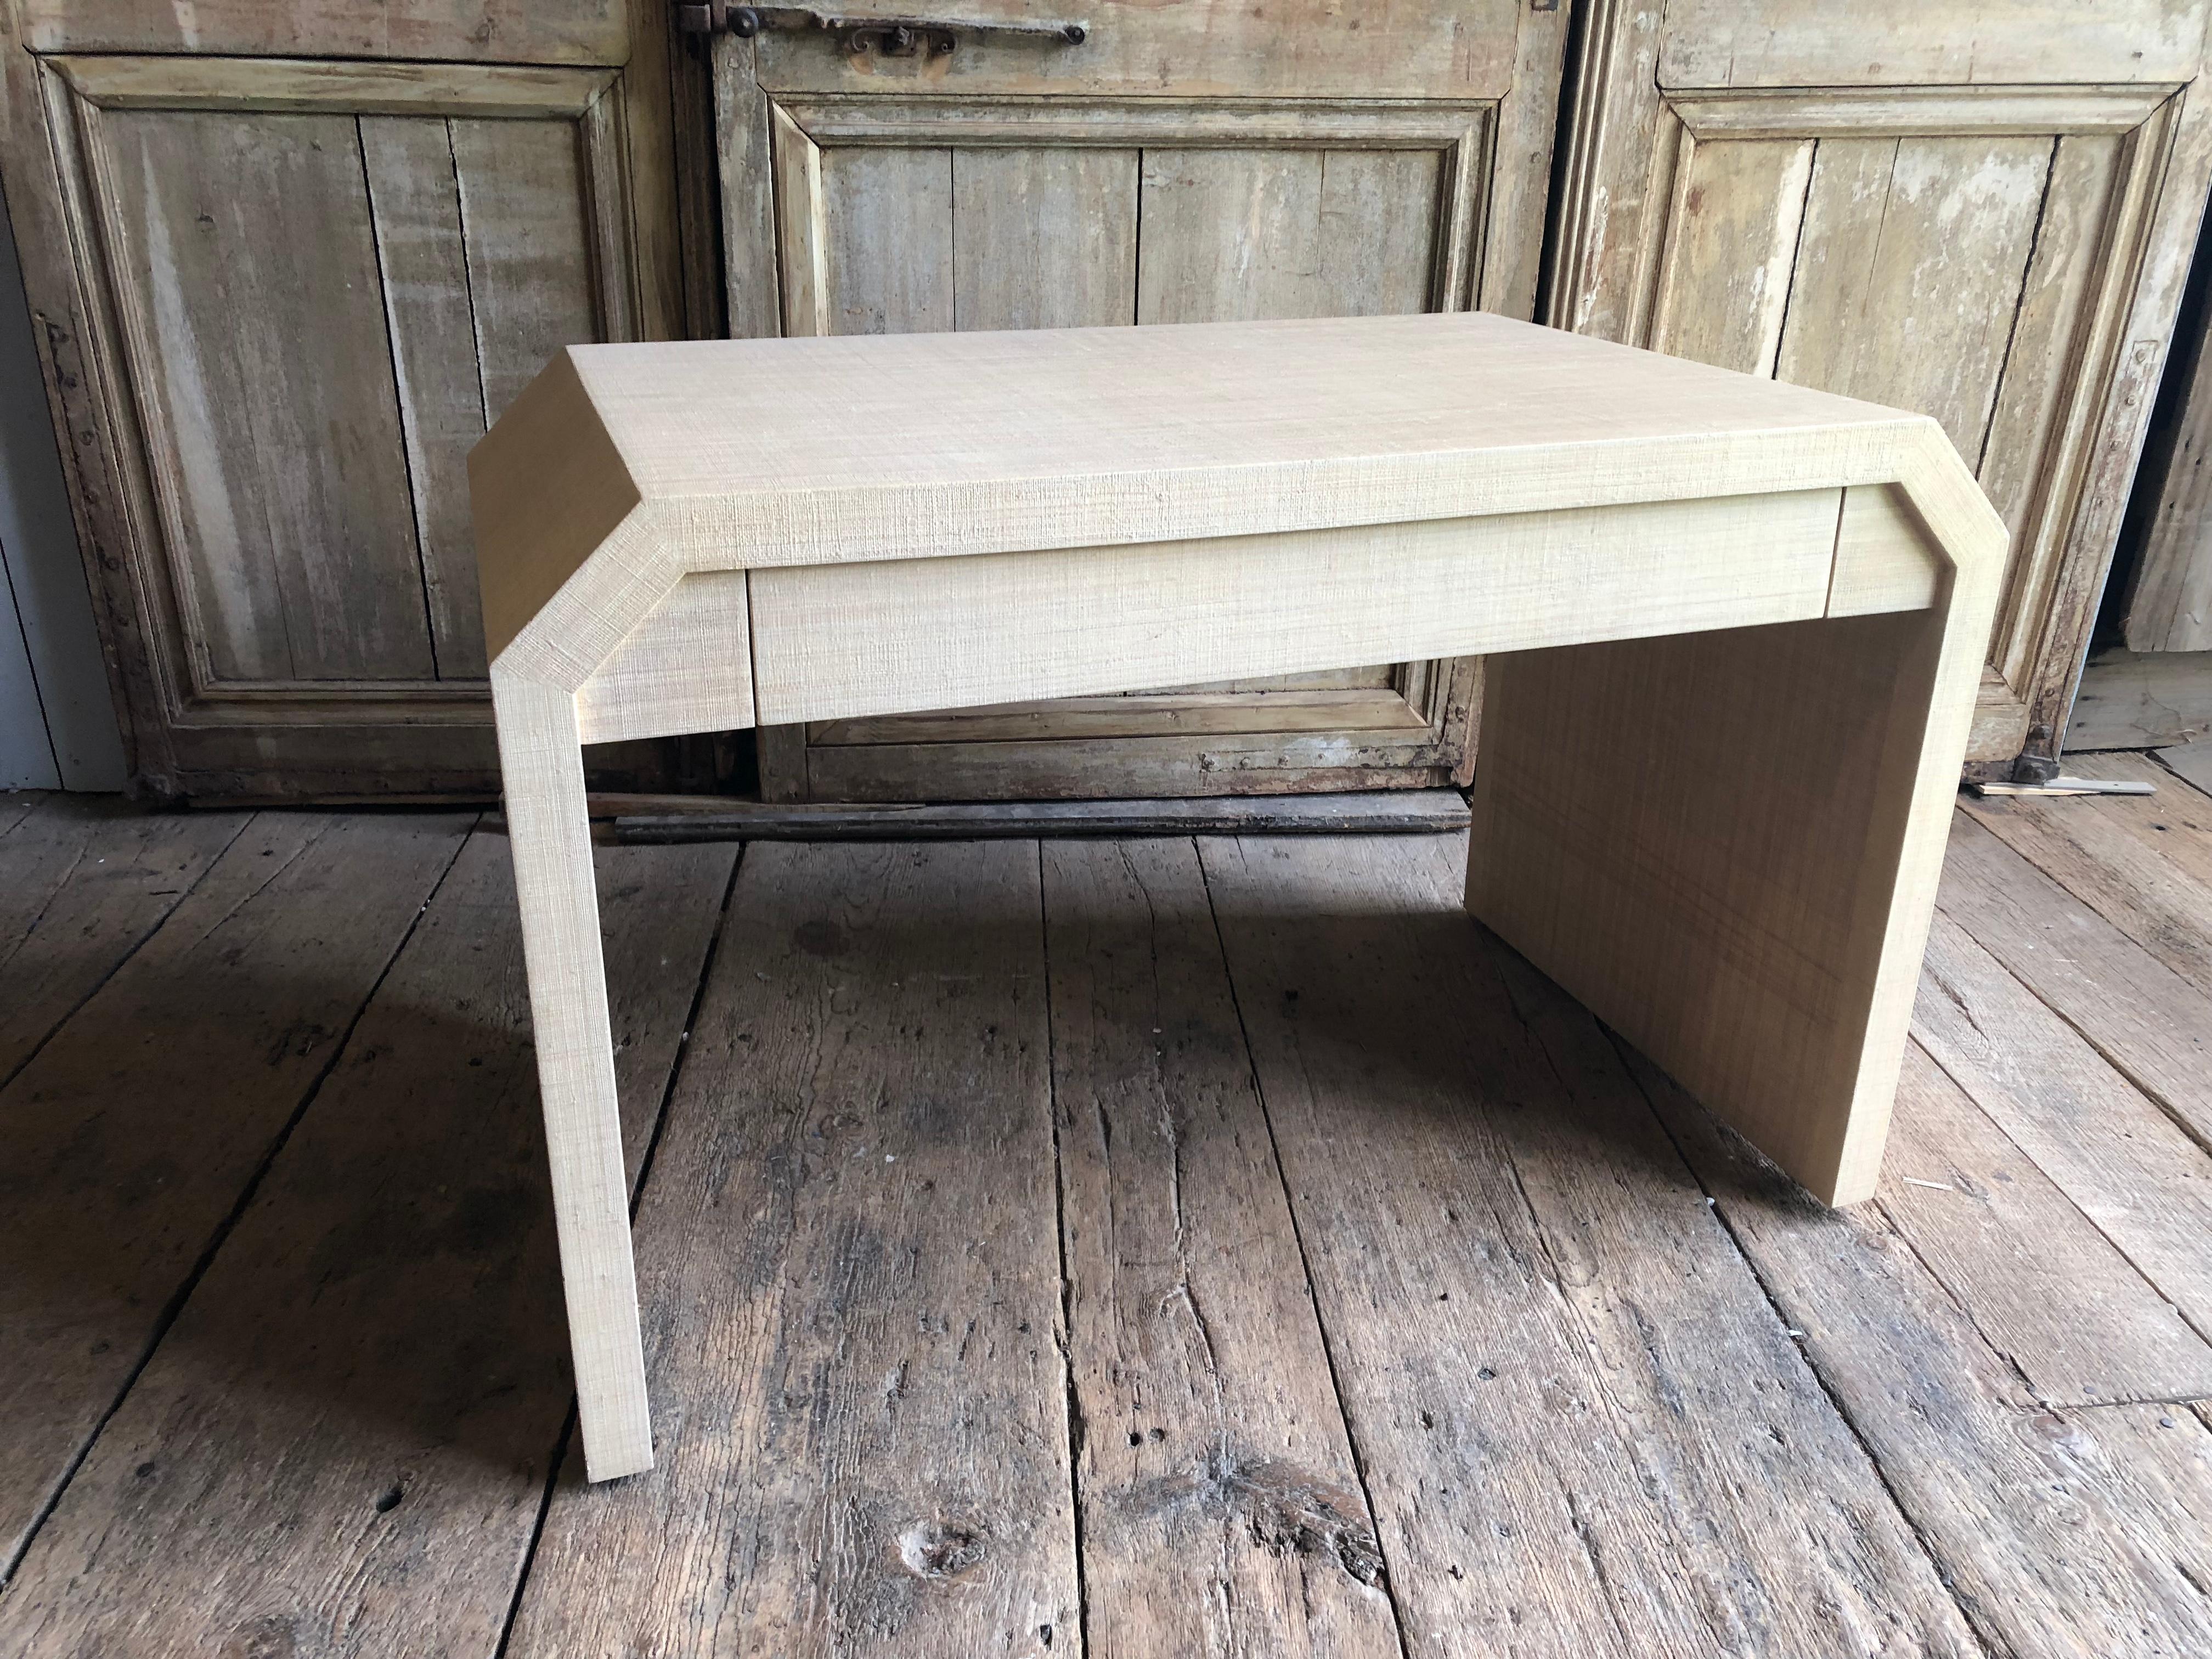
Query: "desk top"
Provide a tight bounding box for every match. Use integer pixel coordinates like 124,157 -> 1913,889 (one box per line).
567,311 -> 1915,499
472,312 -> 1983,681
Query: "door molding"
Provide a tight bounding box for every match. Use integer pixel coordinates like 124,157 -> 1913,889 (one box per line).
36,53 -> 663,731
765,97 -> 1496,335
1547,0 -> 2212,765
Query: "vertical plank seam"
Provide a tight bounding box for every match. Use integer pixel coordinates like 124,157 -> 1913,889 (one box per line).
0,812 -> 479,1590
1819,488 -> 1848,617
1605,1024 -> 2001,1659
1192,836 -> 1416,1659
1130,149 -> 1145,328
0,810 -> 252,1093
1762,136 -> 1822,382
944,146 -> 960,334
744,569 -> 765,738
1456,110 -> 1492,314
1035,838 -> 1095,1658
448,116 -> 496,433
760,57 -> 789,335
356,114 -> 446,682
1973,137 -> 2063,475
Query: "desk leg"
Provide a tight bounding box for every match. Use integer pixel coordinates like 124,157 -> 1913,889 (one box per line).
492,672 -> 654,1480
1467,603 -> 1968,1206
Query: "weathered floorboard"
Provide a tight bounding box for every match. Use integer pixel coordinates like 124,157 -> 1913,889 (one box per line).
3,799 -> 2209,1652
1200,833 -> 1976,1658
0,832 -> 733,1656
0,797 -> 247,1081
1937,814 -> 2212,1152
1878,1039 -> 2212,1404
1041,837 -> 1402,1659
1910,908 -> 2212,1361
2061,751 -> 2212,893
2159,738 -> 2212,798
1636,1052 -> 2212,1659
0,811 -> 472,1570
506,842 -> 1079,1659
1961,766 -> 2212,998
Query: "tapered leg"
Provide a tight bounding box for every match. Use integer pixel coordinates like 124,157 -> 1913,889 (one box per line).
492,670 -> 654,1479
1466,599 -> 1965,1206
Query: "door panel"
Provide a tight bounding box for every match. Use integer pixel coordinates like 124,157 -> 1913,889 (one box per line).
1553,14 -> 2212,766
98,105 -> 435,686
9,32 -> 694,795
53,60 -> 625,701
952,150 -> 1139,331
723,19 -> 1559,800
1774,137 -> 2047,454
1135,148 -> 1443,323
360,116 -> 527,680
821,147 -> 954,333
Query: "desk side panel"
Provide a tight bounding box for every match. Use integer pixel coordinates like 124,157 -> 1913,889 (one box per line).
747,489 -> 1843,726
1466,603 -> 1949,1205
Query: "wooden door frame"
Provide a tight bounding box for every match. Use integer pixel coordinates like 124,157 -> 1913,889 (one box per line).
0,0 -> 695,798
1544,0 -> 2212,771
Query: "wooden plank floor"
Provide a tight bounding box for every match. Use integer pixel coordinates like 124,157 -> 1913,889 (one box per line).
2,769 -> 2211,1656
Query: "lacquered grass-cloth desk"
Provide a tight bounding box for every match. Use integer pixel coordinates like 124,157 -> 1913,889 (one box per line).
471,312 -> 2004,1481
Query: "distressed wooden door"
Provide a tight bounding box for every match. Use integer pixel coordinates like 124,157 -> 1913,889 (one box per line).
0,0 -> 707,798
1548,0 -> 2212,772
2121,247 -> 2212,653
709,2 -> 1571,802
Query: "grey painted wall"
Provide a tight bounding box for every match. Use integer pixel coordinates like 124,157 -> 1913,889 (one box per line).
1,173 -> 125,792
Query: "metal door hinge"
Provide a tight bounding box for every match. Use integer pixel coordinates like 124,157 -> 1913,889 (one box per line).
675,2 -> 1087,55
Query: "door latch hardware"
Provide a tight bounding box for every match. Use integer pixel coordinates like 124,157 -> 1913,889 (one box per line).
675,2 -> 1087,54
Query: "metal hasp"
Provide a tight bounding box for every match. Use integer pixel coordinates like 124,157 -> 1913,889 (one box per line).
674,1 -> 1087,55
